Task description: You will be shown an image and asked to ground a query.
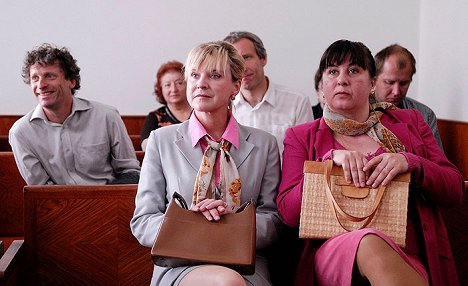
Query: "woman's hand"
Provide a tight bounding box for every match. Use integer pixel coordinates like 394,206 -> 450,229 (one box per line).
191,198 -> 234,221
332,150 -> 369,187
363,153 -> 408,188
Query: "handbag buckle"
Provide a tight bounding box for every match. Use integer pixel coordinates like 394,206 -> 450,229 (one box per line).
336,178 -> 370,199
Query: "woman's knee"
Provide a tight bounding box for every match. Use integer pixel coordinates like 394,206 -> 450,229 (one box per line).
356,234 -> 395,268
179,265 -> 247,286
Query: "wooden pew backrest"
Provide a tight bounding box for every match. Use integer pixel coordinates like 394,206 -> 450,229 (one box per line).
0,136 -> 11,152
135,151 -> 144,165
0,115 -> 146,137
23,185 -> 152,285
437,119 -> 468,179
0,152 -> 25,237
122,115 -> 146,136
441,181 -> 468,286
0,116 -> 21,137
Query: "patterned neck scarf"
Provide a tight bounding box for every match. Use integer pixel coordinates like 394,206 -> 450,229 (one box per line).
192,136 -> 241,207
323,103 -> 406,153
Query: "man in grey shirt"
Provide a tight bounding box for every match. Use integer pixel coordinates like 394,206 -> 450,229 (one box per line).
9,43 -> 140,185
374,44 -> 444,149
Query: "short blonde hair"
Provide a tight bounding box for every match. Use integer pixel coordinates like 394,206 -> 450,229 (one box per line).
184,41 -> 245,82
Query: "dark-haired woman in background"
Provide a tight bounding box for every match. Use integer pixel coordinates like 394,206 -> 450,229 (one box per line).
277,39 -> 464,286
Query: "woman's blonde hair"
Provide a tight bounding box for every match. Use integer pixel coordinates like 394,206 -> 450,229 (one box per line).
184,41 -> 245,82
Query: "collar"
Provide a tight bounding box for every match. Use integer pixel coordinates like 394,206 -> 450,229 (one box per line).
188,113 -> 239,149
234,77 -> 276,108
30,97 -> 91,123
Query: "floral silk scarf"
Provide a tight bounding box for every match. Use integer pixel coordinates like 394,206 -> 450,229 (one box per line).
192,136 -> 241,207
323,103 -> 406,153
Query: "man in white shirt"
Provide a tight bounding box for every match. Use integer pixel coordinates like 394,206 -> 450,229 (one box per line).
224,31 -> 313,156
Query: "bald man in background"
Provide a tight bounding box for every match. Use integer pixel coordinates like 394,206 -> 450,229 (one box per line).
374,44 -> 443,150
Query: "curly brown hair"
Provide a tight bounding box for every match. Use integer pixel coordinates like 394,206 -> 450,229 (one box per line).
154,61 -> 184,105
22,43 -> 81,95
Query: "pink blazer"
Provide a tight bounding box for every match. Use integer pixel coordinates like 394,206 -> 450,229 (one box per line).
277,108 -> 464,286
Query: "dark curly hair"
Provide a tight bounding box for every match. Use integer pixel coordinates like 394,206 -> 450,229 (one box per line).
22,43 -> 81,95
154,61 -> 184,105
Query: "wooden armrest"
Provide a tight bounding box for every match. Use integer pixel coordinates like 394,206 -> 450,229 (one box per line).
0,240 -> 24,279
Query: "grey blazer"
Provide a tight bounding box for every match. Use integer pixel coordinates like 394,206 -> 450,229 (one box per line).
130,120 -> 281,285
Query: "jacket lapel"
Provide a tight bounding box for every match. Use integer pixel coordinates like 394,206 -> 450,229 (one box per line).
380,114 -> 413,153
174,122 -> 203,172
231,125 -> 254,169
314,119 -> 336,160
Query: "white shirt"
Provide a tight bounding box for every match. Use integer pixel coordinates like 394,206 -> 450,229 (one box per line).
233,81 -> 313,156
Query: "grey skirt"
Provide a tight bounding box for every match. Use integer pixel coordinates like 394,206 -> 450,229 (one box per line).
150,255 -> 271,286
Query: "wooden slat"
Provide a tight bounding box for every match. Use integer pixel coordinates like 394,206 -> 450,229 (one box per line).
0,152 -> 26,237
135,151 -> 145,165
438,119 -> 468,179
0,116 -> 21,136
0,136 -> 11,152
122,115 -> 146,136
441,181 -> 468,286
130,134 -> 141,151
0,115 -> 146,137
23,185 -> 152,285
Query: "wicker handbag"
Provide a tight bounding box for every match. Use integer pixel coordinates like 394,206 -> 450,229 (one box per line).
151,192 -> 256,275
299,160 -> 410,246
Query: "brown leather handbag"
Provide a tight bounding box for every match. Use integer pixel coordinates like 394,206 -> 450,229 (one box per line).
151,192 -> 256,275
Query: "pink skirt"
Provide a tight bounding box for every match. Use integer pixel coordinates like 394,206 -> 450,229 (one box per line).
314,228 -> 429,286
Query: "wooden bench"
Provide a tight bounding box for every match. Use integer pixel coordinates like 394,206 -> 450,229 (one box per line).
0,152 -> 26,250
441,181 -> 468,286
0,116 -> 20,137
130,134 -> 141,151
136,151 -> 145,165
121,115 -> 146,136
438,119 -> 468,179
0,136 -> 11,152
0,115 -> 146,137
23,185 -> 153,285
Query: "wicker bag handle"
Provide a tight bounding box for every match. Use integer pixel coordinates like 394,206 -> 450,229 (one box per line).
323,160 -> 387,231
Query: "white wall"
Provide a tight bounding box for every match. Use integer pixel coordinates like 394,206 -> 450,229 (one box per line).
419,0 -> 468,121
5,1 -> 464,122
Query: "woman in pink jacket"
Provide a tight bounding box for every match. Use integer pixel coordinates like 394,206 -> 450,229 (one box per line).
277,39 -> 464,286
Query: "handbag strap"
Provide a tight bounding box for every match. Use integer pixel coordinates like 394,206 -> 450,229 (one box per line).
323,160 -> 387,231
172,192 -> 189,209
236,199 -> 255,213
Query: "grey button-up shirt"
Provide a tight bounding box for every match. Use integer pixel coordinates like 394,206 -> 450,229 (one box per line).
9,97 -> 140,185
